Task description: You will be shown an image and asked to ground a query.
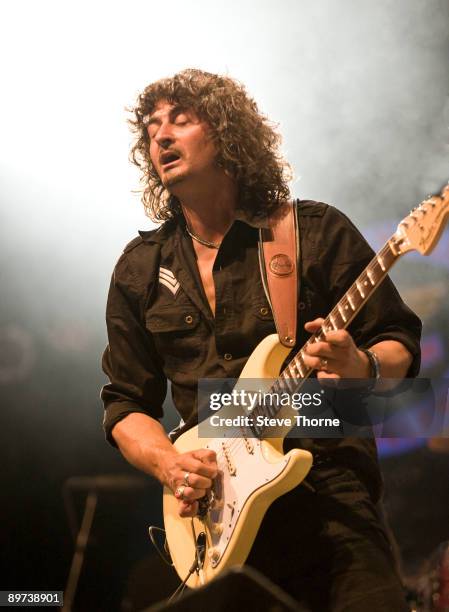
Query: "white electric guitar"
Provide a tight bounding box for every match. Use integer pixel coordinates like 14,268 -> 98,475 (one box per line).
163,185 -> 449,588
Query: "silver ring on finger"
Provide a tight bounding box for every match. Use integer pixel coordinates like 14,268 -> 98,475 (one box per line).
175,485 -> 186,500
183,471 -> 191,487
319,358 -> 328,371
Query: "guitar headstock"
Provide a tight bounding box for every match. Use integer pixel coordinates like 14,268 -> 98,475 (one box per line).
394,183 -> 449,255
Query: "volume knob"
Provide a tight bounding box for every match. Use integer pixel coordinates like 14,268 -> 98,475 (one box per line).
207,547 -> 221,565
211,522 -> 223,536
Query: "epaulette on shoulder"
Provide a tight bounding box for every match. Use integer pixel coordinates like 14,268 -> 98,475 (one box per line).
123,222 -> 169,253
296,199 -> 328,217
123,235 -> 144,254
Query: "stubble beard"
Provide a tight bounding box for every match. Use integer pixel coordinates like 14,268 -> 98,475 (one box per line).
161,166 -> 189,192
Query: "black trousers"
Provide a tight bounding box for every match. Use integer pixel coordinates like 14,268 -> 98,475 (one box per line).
246,463 -> 409,612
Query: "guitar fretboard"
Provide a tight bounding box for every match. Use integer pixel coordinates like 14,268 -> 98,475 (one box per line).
251,236 -> 401,435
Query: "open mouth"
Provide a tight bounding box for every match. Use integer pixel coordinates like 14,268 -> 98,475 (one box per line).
160,151 -> 181,167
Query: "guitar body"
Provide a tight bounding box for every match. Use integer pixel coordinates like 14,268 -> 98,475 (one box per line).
163,334 -> 313,587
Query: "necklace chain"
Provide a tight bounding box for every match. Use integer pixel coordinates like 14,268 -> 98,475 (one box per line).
186,226 -> 221,249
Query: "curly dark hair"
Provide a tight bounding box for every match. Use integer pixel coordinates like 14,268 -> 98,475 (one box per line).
128,68 -> 291,222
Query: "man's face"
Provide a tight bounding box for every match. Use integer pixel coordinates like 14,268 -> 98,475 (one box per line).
147,100 -> 218,190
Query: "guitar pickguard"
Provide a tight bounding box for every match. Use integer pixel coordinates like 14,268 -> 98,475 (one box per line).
203,437 -> 291,567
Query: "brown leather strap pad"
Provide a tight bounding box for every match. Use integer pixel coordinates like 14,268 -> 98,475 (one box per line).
261,202 -> 298,347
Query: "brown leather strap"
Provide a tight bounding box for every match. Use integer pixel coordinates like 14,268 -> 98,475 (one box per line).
260,202 -> 298,347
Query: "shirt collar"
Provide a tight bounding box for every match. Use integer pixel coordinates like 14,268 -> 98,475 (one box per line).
234,208 -> 271,229
138,207 -> 271,245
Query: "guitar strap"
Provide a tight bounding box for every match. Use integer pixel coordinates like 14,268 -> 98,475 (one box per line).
258,201 -> 300,348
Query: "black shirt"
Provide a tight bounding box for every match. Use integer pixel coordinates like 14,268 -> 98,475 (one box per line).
101,200 -> 422,500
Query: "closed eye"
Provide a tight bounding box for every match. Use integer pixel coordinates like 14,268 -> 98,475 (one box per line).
174,113 -> 188,125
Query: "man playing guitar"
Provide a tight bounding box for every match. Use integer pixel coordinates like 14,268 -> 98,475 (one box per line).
102,69 -> 421,611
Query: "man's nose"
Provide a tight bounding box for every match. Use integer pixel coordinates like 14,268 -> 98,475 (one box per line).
155,122 -> 175,148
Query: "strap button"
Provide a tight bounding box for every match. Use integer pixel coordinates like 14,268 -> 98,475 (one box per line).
184,315 -> 193,324
259,307 -> 269,316
224,353 -> 233,361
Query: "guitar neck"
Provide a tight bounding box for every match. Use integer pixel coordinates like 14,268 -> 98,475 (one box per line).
252,234 -> 403,434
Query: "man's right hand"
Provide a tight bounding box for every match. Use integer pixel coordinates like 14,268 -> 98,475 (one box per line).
163,449 -> 218,517
112,414 -> 218,518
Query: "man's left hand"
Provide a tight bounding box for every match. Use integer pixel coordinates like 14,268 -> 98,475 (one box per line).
303,317 -> 371,380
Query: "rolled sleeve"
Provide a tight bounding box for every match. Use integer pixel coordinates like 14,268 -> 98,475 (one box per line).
349,279 -> 422,377
101,254 -> 167,446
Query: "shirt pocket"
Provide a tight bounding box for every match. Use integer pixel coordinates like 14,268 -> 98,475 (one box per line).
145,307 -> 204,374
249,300 -> 277,346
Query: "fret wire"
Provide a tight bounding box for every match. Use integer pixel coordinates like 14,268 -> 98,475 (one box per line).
324,319 -> 334,332
380,241 -> 398,266
257,393 -> 269,419
289,363 -> 298,378
387,239 -> 399,256
376,254 -> 386,271
331,309 -> 343,329
291,378 -> 301,395
296,353 -> 309,379
281,373 -> 295,393
366,268 -> 375,285
356,280 -> 365,299
298,352 -> 308,371
294,356 -> 304,376
279,375 -> 290,392
264,401 -> 276,417
361,273 -> 370,290
337,303 -> 347,322
298,351 -> 307,367
347,292 -> 355,310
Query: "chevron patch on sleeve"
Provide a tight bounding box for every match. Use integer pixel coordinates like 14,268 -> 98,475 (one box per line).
159,266 -> 181,297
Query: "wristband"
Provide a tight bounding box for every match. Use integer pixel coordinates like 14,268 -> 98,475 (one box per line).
359,348 -> 381,392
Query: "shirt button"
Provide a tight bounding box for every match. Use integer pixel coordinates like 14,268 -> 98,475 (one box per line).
260,307 -> 269,316
224,353 -> 233,361
299,302 -> 306,310
184,315 -> 193,324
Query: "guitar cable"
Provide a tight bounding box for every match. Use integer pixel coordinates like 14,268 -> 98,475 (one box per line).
148,525 -> 173,567
167,527 -> 206,601
167,564 -> 196,602
148,523 -> 202,602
